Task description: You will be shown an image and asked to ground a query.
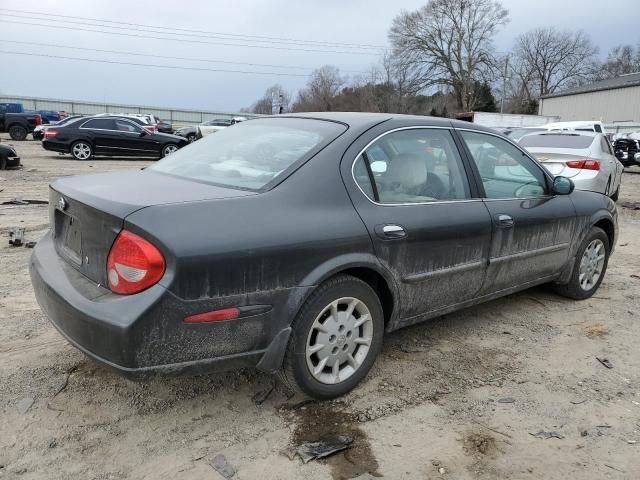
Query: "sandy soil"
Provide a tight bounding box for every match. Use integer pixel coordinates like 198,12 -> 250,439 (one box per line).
1,135 -> 639,480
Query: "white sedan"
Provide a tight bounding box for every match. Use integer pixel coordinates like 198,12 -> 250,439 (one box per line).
519,131 -> 623,201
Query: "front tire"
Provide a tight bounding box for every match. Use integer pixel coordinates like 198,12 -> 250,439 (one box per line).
9,125 -> 27,141
553,227 -> 610,300
71,141 -> 93,160
186,134 -> 197,143
280,275 -> 384,399
162,144 -> 178,158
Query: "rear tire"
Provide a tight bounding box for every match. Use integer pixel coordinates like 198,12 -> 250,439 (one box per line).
71,141 -> 93,160
553,227 -> 610,300
9,125 -> 27,141
279,275 -> 384,400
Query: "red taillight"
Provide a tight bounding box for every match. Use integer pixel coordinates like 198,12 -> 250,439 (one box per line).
184,308 -> 241,324
44,129 -> 58,139
566,159 -> 600,171
107,230 -> 165,295
34,115 -> 42,126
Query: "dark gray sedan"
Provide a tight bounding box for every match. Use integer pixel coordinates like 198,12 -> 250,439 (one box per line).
30,113 -> 618,399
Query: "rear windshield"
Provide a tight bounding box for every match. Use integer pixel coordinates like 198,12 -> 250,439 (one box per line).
520,134 -> 594,149
150,118 -> 346,190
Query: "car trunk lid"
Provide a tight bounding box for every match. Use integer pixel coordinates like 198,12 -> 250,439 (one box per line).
529,150 -> 593,178
50,170 -> 256,286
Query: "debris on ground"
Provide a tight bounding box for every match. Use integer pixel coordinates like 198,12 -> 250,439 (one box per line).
529,430 -> 564,440
596,357 -> 614,369
1,198 -> 48,205
583,324 -> 608,338
251,381 -> 275,406
497,397 -> 515,404
621,202 -> 640,210
400,344 -> 429,353
631,274 -> 640,280
293,435 -> 353,463
9,228 -> 25,246
16,397 -> 34,414
570,399 -> 587,405
24,241 -> 36,248
208,454 -> 236,479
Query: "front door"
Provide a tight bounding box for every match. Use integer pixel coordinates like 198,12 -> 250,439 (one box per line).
112,119 -> 159,156
343,124 -> 492,325
457,129 -> 577,294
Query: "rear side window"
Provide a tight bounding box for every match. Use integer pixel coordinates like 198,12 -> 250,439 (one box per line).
150,118 -> 346,190
520,134 -> 594,149
353,128 -> 471,204
82,118 -> 116,130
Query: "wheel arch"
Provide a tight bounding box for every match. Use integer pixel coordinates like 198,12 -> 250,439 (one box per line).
593,217 -> 615,248
296,253 -> 399,329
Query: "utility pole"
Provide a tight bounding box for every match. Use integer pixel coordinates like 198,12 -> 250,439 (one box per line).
500,55 -> 509,114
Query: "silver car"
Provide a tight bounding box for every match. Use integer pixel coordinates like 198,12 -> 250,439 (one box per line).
519,132 -> 623,201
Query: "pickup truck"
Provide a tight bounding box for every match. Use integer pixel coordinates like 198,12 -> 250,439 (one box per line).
0,104 -> 42,140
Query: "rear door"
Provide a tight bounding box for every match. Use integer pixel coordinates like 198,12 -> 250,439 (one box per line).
79,118 -> 118,154
342,122 -> 492,324
457,129 -> 577,294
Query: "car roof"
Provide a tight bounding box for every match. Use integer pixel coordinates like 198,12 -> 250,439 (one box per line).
277,111 -> 486,131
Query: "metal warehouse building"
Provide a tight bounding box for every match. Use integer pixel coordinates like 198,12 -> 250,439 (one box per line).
539,72 -> 640,125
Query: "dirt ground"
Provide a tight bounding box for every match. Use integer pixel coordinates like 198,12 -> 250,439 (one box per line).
1,135 -> 639,480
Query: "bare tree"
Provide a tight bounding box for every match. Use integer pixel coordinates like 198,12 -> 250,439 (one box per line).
389,0 -> 509,111
292,66 -> 346,112
246,84 -> 291,114
512,28 -> 598,97
600,44 -> 640,78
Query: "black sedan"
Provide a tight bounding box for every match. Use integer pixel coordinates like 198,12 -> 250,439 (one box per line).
42,116 -> 188,160
0,143 -> 21,169
30,113 -> 618,399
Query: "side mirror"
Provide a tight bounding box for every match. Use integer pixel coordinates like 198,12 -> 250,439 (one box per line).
552,176 -> 574,195
370,161 -> 387,174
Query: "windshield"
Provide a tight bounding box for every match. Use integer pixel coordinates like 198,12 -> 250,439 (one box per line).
150,118 -> 346,190
520,134 -> 595,149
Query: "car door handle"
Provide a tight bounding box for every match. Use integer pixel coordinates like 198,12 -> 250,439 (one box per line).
375,224 -> 407,239
495,214 -> 514,229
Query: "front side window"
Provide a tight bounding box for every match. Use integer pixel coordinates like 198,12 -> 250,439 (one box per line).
353,129 -> 471,204
461,131 -> 547,199
82,118 -> 116,130
150,118 -> 346,190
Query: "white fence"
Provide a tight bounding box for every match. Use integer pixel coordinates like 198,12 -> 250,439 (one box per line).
0,95 -> 259,127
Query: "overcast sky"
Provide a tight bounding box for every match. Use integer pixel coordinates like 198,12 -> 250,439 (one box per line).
0,0 -> 638,113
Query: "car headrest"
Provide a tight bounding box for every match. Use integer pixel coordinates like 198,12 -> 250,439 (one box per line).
385,153 -> 427,189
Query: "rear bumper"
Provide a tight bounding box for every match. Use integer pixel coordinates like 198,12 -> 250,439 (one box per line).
42,140 -> 69,154
30,232 -> 303,379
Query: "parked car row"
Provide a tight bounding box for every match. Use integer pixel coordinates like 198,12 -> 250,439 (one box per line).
41,115 -> 188,160
612,132 -> 640,168
172,116 -> 247,142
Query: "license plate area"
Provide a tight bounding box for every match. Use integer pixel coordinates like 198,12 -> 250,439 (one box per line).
54,209 -> 82,265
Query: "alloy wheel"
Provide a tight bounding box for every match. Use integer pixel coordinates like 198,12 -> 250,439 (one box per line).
305,297 -> 373,385
163,144 -> 178,156
579,239 -> 606,291
72,143 -> 91,160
